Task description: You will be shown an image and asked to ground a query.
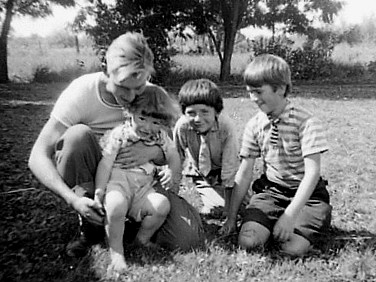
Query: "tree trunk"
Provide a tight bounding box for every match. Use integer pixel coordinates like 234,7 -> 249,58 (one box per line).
0,0 -> 15,84
75,35 -> 80,54
219,0 -> 241,82
220,32 -> 236,82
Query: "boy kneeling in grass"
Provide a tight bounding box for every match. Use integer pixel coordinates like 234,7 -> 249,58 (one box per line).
173,79 -> 239,216
220,54 -> 332,256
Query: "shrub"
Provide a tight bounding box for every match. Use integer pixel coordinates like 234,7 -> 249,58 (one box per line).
251,36 -> 335,80
367,61 -> 376,74
32,63 -> 98,83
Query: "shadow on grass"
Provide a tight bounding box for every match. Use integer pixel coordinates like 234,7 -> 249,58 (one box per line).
199,209 -> 376,259
314,226 -> 376,256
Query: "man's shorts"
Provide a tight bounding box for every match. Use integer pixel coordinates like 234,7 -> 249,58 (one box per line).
242,175 -> 332,244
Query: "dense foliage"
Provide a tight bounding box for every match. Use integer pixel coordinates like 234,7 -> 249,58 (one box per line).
77,0 -> 196,84
252,36 -> 334,80
75,0 -> 342,83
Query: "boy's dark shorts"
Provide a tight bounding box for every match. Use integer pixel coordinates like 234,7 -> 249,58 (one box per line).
242,175 -> 332,244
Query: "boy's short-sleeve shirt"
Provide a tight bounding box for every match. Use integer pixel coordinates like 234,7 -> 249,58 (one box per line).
174,114 -> 239,188
240,101 -> 328,188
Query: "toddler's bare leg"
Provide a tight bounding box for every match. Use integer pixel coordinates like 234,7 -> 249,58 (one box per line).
105,190 -> 129,272
136,193 -> 170,247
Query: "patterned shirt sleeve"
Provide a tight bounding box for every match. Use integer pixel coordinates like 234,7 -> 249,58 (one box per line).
173,116 -> 189,163
219,116 -> 239,188
300,116 -> 329,157
239,115 -> 262,159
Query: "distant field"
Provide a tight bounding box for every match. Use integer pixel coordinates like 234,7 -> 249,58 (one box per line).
7,37 -> 376,83
332,42 -> 376,65
8,40 -> 101,82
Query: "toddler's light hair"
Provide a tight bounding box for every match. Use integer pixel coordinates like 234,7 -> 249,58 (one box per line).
244,54 -> 292,97
129,85 -> 181,127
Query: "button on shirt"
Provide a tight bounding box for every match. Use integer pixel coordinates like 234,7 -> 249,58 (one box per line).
173,114 -> 239,188
239,100 -> 329,188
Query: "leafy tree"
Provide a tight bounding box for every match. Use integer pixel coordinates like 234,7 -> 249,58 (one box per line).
77,0 -> 342,82
185,0 -> 342,81
76,0 -> 198,84
0,0 -> 74,83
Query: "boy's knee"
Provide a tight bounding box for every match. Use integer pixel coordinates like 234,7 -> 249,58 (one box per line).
238,221 -> 270,249
280,236 -> 311,256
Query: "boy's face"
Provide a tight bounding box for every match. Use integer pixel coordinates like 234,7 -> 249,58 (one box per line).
131,111 -> 162,140
247,84 -> 286,116
184,104 -> 217,134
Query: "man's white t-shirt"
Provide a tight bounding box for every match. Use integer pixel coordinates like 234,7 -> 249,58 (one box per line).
51,72 -> 125,138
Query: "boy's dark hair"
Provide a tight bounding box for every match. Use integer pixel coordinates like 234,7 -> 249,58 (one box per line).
129,85 -> 181,127
243,54 -> 292,97
178,79 -> 224,113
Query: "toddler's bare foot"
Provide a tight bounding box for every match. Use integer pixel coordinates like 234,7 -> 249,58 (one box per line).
108,252 -> 127,274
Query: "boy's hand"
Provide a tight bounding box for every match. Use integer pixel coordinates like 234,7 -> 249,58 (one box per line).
273,212 -> 295,242
158,168 -> 172,187
195,180 -> 212,189
219,218 -> 237,235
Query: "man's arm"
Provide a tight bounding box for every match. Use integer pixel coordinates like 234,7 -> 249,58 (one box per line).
220,157 -> 255,234
28,117 -> 103,225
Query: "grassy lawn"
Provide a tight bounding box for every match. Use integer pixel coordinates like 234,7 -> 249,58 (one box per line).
1,82 -> 376,281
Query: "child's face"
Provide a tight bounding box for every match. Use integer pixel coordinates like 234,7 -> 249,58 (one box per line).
184,104 -> 217,134
131,111 -> 162,140
247,84 -> 285,115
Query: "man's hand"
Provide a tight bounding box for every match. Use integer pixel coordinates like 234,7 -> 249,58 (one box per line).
71,196 -> 105,226
116,141 -> 157,169
273,212 -> 295,242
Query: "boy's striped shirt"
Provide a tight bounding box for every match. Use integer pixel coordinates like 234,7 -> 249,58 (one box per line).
240,100 -> 328,188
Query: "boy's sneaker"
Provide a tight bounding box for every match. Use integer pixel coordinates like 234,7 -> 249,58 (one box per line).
66,233 -> 93,257
66,216 -> 104,257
